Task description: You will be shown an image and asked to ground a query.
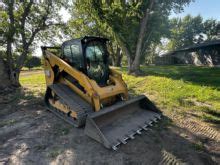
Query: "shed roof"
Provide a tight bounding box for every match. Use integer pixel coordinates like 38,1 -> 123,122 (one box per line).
162,39 -> 220,57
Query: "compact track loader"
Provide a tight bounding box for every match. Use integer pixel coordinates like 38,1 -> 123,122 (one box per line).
42,36 -> 161,150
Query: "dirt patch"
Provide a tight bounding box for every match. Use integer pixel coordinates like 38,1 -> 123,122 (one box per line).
0,91 -> 219,165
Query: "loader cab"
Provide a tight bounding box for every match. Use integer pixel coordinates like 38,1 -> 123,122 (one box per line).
62,36 -> 110,86
62,40 -> 84,71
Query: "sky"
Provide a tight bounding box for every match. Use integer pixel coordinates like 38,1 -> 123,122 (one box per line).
171,0 -> 220,20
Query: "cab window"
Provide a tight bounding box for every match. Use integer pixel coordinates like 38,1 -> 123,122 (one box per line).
63,44 -> 82,70
85,41 -> 109,85
63,46 -> 72,62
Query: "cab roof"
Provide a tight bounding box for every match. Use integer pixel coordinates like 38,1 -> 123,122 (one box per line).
62,36 -> 109,47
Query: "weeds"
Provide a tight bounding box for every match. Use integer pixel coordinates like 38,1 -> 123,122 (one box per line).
47,148 -> 63,158
53,123 -> 71,136
192,141 -> 205,152
0,119 -> 17,128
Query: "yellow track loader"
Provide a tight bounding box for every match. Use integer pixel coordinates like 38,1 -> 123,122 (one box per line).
41,36 -> 161,150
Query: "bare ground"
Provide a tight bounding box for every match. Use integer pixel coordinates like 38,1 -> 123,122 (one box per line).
0,89 -> 220,164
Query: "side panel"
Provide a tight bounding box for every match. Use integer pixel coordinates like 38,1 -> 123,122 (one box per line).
43,58 -> 54,86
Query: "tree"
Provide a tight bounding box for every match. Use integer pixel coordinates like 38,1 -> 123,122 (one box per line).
167,15 -> 220,51
24,56 -> 41,70
67,4 -> 123,67
167,15 -> 204,50
203,19 -> 220,40
74,0 -> 193,75
0,0 -> 66,88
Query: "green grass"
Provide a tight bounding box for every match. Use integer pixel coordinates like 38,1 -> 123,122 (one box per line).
19,66 -> 220,124
53,123 -> 71,136
21,66 -> 43,71
47,148 -> 63,158
20,73 -> 45,86
192,141 -> 205,152
0,119 -> 17,128
20,73 -> 46,96
19,72 -> 46,102
120,66 -> 220,124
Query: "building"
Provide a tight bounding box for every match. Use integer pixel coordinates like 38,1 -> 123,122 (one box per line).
155,40 -> 220,66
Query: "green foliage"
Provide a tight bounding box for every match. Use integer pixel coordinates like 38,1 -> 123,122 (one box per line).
70,0 -> 193,70
192,142 -> 205,151
0,50 -> 6,60
167,15 -> 220,50
168,15 -> 204,50
47,148 -> 63,158
0,119 -> 17,128
67,1 -> 124,65
24,56 -> 41,70
203,19 -> 220,40
1,0 -> 67,78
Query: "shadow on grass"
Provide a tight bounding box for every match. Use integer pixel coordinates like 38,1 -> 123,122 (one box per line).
122,66 -> 220,125
121,65 -> 220,90
201,108 -> 220,124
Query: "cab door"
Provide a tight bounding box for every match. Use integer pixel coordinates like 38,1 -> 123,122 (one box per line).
62,42 -> 84,72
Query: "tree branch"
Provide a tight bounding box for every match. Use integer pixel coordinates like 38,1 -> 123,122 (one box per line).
17,2 -> 63,70
20,1 -> 33,46
6,0 -> 15,72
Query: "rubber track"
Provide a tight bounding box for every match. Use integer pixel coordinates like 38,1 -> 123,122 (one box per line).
47,83 -> 93,127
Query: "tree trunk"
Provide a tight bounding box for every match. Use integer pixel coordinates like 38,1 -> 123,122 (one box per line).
108,42 -> 116,66
4,39 -> 21,87
129,0 -> 155,75
0,56 -> 11,89
117,41 -> 132,70
9,69 -> 21,87
6,40 -> 13,77
1,0 -> 21,88
127,56 -> 134,73
115,47 -> 123,67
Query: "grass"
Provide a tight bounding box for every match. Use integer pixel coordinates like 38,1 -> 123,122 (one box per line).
20,72 -> 45,86
0,119 -> 17,128
47,148 -> 63,158
192,141 -> 205,152
120,66 -> 220,124
54,124 -> 71,136
21,66 -> 43,71
19,66 -> 220,124
20,72 -> 46,97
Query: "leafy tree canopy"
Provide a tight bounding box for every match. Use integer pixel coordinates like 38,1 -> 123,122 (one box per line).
0,0 -> 68,86
70,0 -> 193,74
167,15 -> 220,50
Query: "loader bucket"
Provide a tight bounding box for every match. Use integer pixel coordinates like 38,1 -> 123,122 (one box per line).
84,95 -> 161,150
